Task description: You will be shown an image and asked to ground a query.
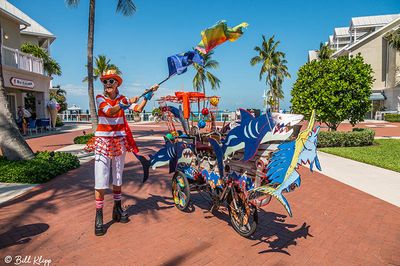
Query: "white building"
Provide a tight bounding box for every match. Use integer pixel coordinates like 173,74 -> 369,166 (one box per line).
309,14 -> 400,118
0,0 -> 56,118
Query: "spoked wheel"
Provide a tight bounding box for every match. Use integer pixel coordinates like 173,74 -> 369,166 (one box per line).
171,171 -> 191,211
227,191 -> 258,238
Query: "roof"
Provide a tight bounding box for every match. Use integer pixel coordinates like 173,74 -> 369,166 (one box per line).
0,1 -> 55,40
333,17 -> 400,57
68,104 -> 81,111
334,27 -> 350,37
351,14 -> 400,29
369,92 -> 385,101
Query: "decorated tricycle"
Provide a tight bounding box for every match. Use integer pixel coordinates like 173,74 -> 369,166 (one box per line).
137,91 -> 321,237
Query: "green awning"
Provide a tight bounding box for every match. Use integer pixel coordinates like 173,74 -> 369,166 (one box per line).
369,92 -> 385,101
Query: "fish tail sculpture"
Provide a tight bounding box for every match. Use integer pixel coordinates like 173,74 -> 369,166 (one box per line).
253,110 -> 321,217
135,153 -> 153,183
135,140 -> 177,183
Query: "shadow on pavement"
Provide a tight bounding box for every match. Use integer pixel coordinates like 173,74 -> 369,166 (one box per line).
162,241 -> 212,266
124,193 -> 175,219
187,192 -> 313,256
252,213 -> 313,255
0,223 -> 49,250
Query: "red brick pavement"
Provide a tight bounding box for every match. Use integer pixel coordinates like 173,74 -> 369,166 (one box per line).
1,130 -> 399,265
25,123 -> 166,152
26,130 -> 90,152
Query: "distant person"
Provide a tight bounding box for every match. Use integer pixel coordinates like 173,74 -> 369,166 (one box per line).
86,69 -> 158,236
17,106 -> 30,135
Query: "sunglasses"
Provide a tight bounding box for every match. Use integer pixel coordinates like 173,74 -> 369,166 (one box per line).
103,79 -> 116,85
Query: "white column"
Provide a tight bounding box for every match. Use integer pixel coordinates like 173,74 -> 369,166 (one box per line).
354,29 -> 357,42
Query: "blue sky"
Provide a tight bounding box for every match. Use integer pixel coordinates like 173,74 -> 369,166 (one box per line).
9,0 -> 400,112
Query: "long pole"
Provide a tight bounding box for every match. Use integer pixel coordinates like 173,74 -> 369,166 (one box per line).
138,75 -> 172,99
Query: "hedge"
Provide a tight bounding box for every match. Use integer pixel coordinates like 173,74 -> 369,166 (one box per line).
0,151 -> 80,184
384,114 -> 400,122
74,133 -> 94,144
317,128 -> 375,148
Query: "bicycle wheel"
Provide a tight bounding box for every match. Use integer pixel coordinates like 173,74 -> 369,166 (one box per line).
227,190 -> 258,238
171,171 -> 191,211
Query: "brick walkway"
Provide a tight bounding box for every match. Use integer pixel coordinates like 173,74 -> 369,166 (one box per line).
320,121 -> 400,137
1,125 -> 399,265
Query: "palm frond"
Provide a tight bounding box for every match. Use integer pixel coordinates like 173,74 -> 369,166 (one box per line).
192,51 -> 220,93
108,64 -> 122,74
116,0 -> 136,16
65,0 -> 80,7
204,59 -> 219,69
250,55 -> 262,66
387,28 -> 400,50
206,72 -> 221,90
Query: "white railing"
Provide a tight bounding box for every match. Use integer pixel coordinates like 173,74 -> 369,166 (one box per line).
59,113 -> 91,122
1,45 -> 44,75
58,113 -> 151,123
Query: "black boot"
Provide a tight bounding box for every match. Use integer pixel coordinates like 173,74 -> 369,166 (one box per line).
95,208 -> 105,236
113,200 -> 129,223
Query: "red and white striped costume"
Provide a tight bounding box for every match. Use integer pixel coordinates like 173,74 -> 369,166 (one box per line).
85,94 -> 139,158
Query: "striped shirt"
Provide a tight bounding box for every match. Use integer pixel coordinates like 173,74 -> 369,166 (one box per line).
95,94 -> 137,137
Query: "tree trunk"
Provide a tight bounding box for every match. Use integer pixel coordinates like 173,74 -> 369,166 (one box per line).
0,25 -> 34,160
326,122 -> 338,131
87,0 -> 98,131
201,79 -> 206,110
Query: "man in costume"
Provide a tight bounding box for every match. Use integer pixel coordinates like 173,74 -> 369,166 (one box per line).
88,69 -> 158,236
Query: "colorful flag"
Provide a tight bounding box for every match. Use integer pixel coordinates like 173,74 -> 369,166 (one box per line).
196,21 -> 249,54
167,50 -> 204,77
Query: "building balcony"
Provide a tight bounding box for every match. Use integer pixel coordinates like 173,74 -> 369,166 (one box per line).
1,45 -> 44,75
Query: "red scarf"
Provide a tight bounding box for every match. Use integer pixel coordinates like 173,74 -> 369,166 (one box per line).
124,115 -> 139,154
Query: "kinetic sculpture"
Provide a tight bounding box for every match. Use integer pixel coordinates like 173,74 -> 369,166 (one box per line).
137,90 -> 321,237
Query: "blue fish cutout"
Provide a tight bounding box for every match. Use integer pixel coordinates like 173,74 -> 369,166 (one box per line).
136,140 -> 195,182
252,111 -> 322,217
222,109 -> 275,161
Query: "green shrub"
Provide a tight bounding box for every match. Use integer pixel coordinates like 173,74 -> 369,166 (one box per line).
384,114 -> 400,122
55,116 -> 64,127
318,128 -> 375,148
74,133 -> 94,144
152,107 -> 161,117
0,151 -> 80,184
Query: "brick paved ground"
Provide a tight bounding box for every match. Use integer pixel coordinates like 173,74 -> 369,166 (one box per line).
1,124 -> 399,265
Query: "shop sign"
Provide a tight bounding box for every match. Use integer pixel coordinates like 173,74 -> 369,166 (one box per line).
10,77 -> 35,89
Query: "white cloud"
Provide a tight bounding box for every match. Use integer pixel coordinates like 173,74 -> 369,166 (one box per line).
62,83 -> 87,96
62,83 -> 103,96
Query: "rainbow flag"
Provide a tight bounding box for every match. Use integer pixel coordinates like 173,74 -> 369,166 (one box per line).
196,21 -> 249,54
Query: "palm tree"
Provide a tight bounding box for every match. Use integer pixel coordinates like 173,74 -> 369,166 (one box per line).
65,0 -> 136,131
386,28 -> 400,85
318,42 -> 333,60
193,51 -> 221,94
386,28 -> 400,51
270,55 -> 290,110
193,51 -> 220,110
0,23 -> 34,160
21,43 -> 62,76
50,85 -> 68,112
83,55 -> 121,82
250,35 -> 290,111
